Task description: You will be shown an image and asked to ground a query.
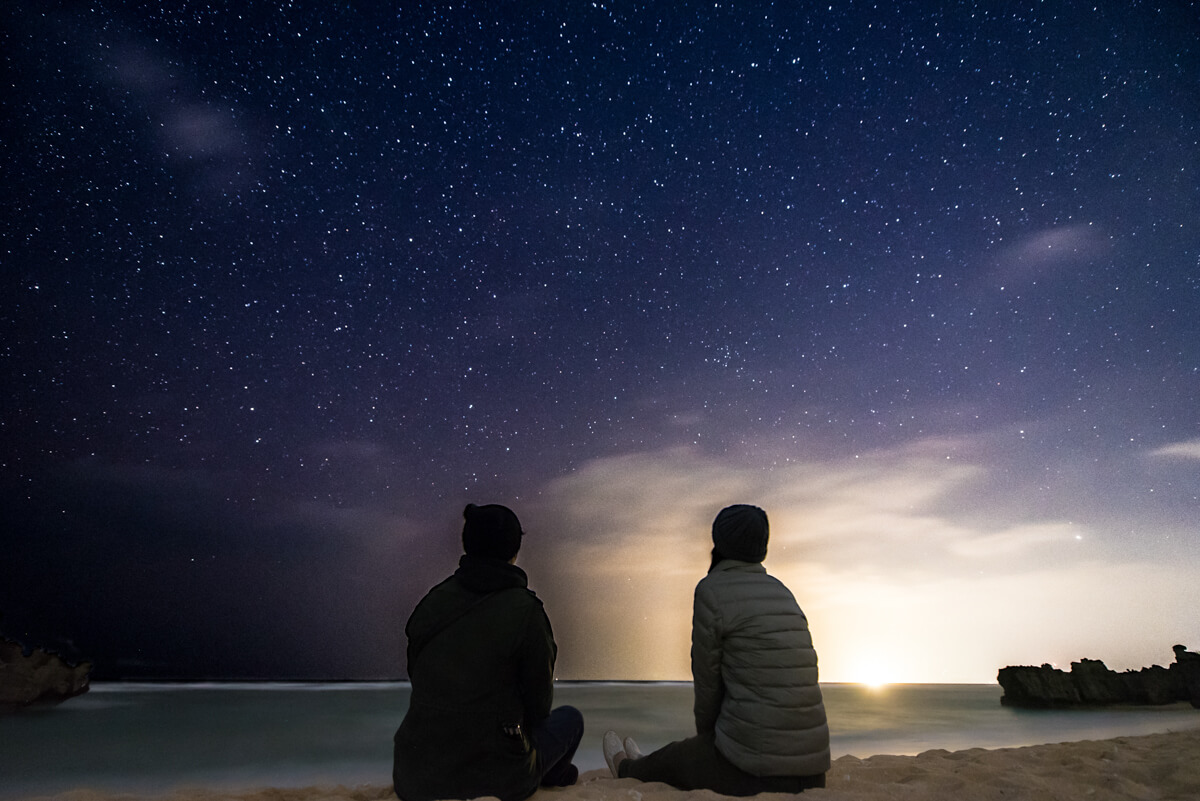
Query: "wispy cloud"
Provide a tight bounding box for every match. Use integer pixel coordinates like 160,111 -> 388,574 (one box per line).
1149,439 -> 1200,460
95,23 -> 255,196
946,522 -> 1081,558
989,224 -> 1111,287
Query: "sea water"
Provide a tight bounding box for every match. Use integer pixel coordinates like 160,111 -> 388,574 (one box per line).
2,682 -> 1198,798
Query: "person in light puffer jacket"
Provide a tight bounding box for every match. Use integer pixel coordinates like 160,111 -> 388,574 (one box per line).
603,504 -> 830,795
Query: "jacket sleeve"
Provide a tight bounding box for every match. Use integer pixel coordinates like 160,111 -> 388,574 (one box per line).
517,599 -> 557,724
691,579 -> 724,735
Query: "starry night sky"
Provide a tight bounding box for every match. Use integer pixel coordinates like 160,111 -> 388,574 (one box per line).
3,2 -> 1198,682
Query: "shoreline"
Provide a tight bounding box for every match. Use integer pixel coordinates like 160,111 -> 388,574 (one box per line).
11,726 -> 1200,801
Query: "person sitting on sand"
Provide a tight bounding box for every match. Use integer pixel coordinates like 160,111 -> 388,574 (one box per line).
393,503 -> 583,801
603,504 -> 830,795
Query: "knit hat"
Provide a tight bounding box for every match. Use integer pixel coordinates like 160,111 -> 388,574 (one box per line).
711,504 -> 769,563
462,503 -> 524,561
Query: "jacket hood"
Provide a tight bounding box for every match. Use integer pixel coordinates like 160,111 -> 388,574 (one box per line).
455,553 -> 529,593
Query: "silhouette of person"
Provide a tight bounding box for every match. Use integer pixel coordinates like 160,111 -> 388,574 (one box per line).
394,503 -> 583,801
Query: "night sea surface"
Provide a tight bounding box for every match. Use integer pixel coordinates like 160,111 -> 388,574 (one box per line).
3,682 -> 1200,798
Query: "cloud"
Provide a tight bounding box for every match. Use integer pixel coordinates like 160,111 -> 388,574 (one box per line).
96,24 -> 255,196
990,224 -> 1111,287
518,437 -> 1199,682
18,431 -> 1196,682
164,104 -> 245,160
946,522 -> 1081,557
1148,439 -> 1200,460
534,437 -> 1068,582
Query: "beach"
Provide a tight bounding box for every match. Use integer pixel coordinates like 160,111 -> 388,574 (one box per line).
15,727 -> 1200,801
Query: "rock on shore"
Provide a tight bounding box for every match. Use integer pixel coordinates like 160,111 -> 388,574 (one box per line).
998,644 -> 1200,709
0,636 -> 93,710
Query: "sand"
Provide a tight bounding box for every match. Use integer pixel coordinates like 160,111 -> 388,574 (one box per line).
17,727 -> 1200,801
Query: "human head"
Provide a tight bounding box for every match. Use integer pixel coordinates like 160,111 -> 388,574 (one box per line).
461,503 -> 524,562
711,504 -> 769,563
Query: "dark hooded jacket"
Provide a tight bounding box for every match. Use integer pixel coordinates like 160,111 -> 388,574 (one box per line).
393,554 -> 557,801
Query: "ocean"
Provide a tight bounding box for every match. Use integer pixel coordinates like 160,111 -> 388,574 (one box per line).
2,682 -> 1198,799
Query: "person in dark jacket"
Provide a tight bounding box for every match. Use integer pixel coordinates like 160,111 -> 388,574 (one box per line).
393,504 -> 583,801
602,504 -> 830,796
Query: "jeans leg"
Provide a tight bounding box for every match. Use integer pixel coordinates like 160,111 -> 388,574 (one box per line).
620,733 -> 713,789
531,705 -> 584,786
620,732 -> 820,796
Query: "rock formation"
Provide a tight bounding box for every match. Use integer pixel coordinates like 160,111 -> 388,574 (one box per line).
998,645 -> 1200,709
1175,644 -> 1200,708
0,636 -> 93,711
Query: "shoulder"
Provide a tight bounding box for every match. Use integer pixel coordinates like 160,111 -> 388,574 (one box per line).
694,570 -> 721,604
708,565 -> 801,614
496,585 -> 549,623
694,568 -> 745,615
522,588 -> 547,616
411,574 -> 463,612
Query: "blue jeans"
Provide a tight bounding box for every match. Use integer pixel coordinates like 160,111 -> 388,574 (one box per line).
532,705 -> 584,786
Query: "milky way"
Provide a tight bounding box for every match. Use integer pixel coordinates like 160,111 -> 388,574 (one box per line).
3,3 -> 1197,681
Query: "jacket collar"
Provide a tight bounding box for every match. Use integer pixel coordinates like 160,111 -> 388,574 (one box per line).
711,559 -> 767,574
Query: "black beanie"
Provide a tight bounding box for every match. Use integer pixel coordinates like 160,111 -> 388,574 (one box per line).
462,503 -> 524,561
711,504 -> 769,563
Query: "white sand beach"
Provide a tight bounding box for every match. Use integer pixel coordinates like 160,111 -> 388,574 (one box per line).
18,727 -> 1200,801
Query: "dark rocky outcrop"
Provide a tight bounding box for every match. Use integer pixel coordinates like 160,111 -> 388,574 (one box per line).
1175,644 -> 1200,708
998,645 -> 1200,709
996,663 -> 1081,708
0,636 -> 93,711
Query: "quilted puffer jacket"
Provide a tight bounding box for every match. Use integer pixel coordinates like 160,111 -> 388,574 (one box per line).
691,559 -> 831,777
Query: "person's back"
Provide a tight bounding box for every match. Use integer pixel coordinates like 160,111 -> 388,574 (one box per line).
604,504 -> 829,796
693,559 -> 830,777
393,504 -> 582,801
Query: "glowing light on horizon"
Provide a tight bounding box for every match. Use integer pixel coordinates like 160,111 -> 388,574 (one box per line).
849,662 -> 894,689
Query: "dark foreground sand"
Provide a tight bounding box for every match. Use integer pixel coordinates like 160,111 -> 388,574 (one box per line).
20,727 -> 1200,801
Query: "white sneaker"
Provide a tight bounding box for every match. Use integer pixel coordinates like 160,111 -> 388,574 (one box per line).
623,736 -> 643,760
602,730 -> 626,777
